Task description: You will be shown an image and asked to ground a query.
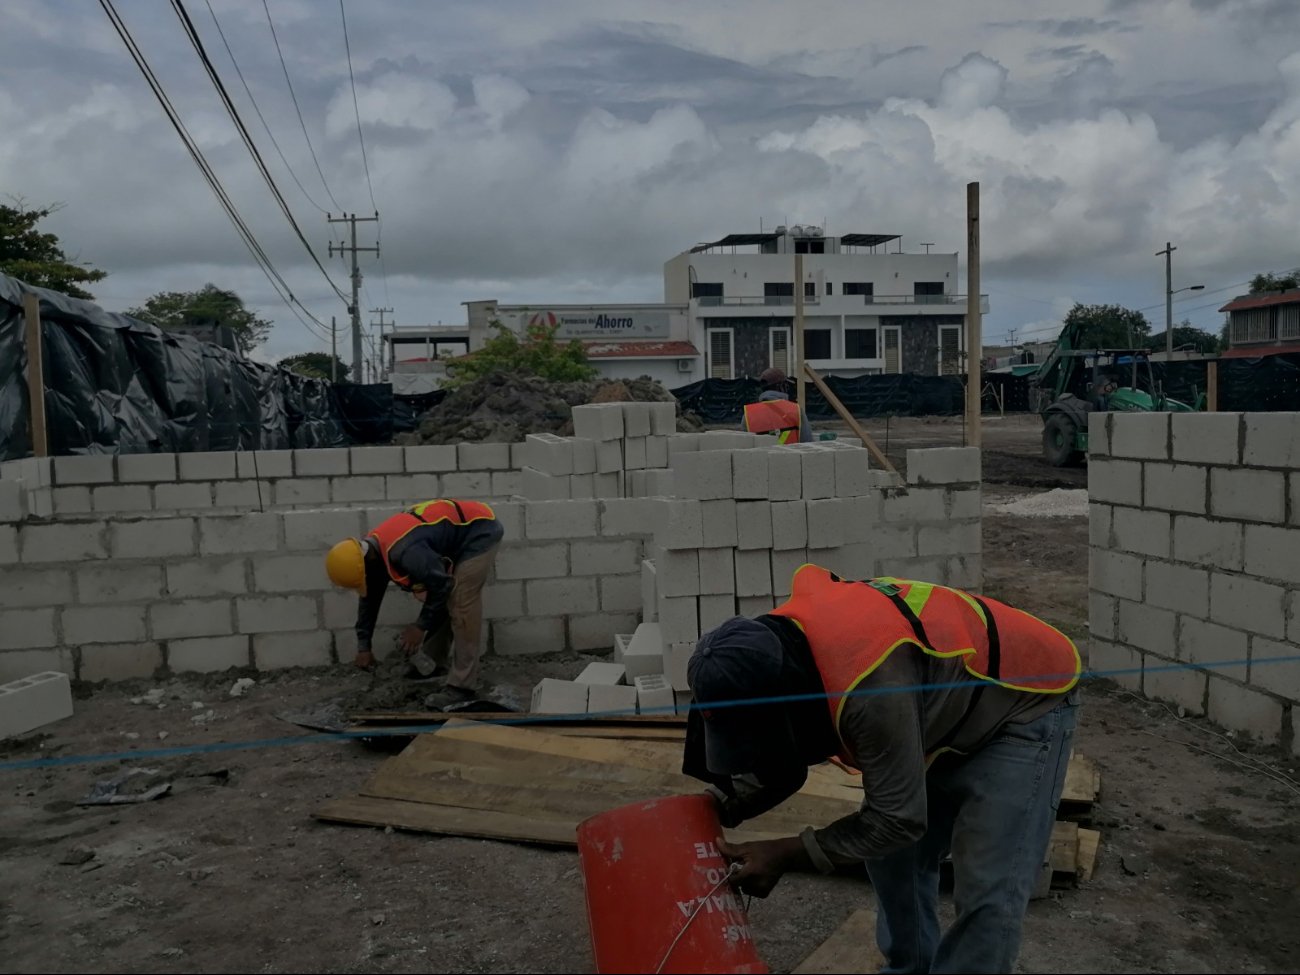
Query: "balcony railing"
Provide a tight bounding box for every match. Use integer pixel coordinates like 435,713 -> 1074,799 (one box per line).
864,294 -> 989,308
694,294 -> 989,312
695,295 -> 820,307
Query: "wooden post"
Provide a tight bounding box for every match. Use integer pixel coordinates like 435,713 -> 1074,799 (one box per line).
804,363 -> 896,473
794,253 -> 806,430
965,182 -> 982,449
22,293 -> 48,458
1206,360 -> 1219,412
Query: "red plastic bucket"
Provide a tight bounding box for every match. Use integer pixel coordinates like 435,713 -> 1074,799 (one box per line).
577,794 -> 768,975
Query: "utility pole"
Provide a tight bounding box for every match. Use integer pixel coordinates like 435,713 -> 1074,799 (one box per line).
370,306 -> 393,381
965,182 -> 982,449
794,253 -> 806,420
328,212 -> 379,382
330,315 -> 338,382
1157,241 -> 1175,359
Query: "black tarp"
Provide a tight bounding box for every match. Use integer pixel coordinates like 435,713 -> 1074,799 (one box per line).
1219,353 -> 1300,412
0,272 -> 348,460
671,373 -> 971,424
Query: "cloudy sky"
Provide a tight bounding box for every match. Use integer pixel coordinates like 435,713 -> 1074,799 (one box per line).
3,0 -> 1299,364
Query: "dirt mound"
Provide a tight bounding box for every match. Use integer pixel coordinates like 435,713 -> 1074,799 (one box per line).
398,372 -> 703,445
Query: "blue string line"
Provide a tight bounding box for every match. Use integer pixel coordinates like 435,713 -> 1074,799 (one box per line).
3,653 -> 1297,773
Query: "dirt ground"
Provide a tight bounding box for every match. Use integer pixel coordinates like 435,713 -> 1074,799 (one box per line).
4,418 -> 1299,974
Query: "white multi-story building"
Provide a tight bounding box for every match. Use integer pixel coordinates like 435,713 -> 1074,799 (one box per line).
457,226 -> 987,389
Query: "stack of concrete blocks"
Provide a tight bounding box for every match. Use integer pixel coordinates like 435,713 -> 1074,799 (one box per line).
0,671 -> 73,739
0,444 -> 527,518
1087,412 -> 1300,752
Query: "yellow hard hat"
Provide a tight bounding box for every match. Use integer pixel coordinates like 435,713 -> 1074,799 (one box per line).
325,538 -> 367,594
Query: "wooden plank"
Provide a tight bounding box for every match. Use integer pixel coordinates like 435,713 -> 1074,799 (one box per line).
1207,360 -> 1219,412
1048,820 -> 1080,874
793,907 -> 886,973
22,293 -> 48,458
1061,751 -> 1101,806
803,363 -> 896,471
1076,827 -> 1100,882
349,710 -> 685,728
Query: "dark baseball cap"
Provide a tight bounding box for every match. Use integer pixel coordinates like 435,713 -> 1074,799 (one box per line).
687,616 -> 801,776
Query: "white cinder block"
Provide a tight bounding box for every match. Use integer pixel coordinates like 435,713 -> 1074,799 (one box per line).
673,450 -> 733,501
294,448 -> 349,477
20,522 -> 109,563
331,475 -> 388,504
496,543 -> 568,580
623,621 -> 666,677
0,608 -> 57,649
282,508 -> 362,551
731,449 -> 769,501
1210,468 -> 1286,523
442,471 -> 492,496
806,498 -> 850,548
1244,524 -> 1300,585
522,467 -> 571,501
236,450 -> 293,478
698,547 -> 736,595
167,558 -> 248,597
599,497 -> 655,536
906,447 -> 983,486
1207,677 -> 1283,743
587,682 -> 638,716
491,501 -> 523,540
594,472 -> 622,498
658,596 -> 699,644
572,404 -> 625,441
577,661 -> 627,685
273,478 -> 333,507
767,449 -> 803,501
571,437 -> 597,475
668,433 -> 699,458
525,434 -> 574,476
405,444 -> 458,472
110,517 -> 195,559
253,553 -> 328,592
675,688 -> 694,713
795,446 -> 836,500
771,550 -> 807,597
1172,412 -> 1240,465
654,499 -> 705,550
568,473 -> 594,499
601,575 -> 644,613
1088,458 -> 1143,507
1209,572 -> 1287,639
79,641 -> 162,681
532,678 -> 589,715
0,480 -> 26,522
644,469 -> 674,496
253,630 -> 333,669
738,595 -> 777,617
526,577 -> 600,614
1,567 -> 71,607
76,564 -> 163,603
0,672 -> 73,739
568,611 -> 638,651
665,642 -> 692,692
63,606 -> 146,645
698,593 -> 736,631
646,435 -> 669,469
526,500 -> 598,539
596,439 -> 623,474
214,480 -> 266,509
482,582 -> 525,620
634,673 -> 675,715
492,617 -> 565,655
701,499 -> 738,548
1109,413 -> 1171,461
0,526 -> 17,565
204,511 -> 286,554
459,442 -> 512,470
613,632 -> 634,664
178,451 -> 238,481
52,455 -> 114,485
169,635 -> 251,673
350,445 -> 405,474
150,599 -> 233,639
641,558 -> 658,621
1172,515 -> 1244,572
622,402 -> 653,437
237,594 -> 319,634
736,501 -> 774,550
649,402 -> 677,435
51,486 -> 92,514
735,549 -> 773,597
657,549 -> 701,597
623,437 -> 648,470
771,501 -> 808,550
156,481 -> 214,511
117,453 -> 177,483
834,447 -> 873,497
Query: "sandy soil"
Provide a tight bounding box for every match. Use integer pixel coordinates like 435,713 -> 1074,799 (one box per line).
3,420 -> 1298,974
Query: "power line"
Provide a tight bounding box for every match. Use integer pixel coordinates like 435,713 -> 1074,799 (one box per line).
171,0 -> 349,306
261,0 -> 344,212
201,0 -> 329,214
339,0 -> 376,214
99,0 -> 330,346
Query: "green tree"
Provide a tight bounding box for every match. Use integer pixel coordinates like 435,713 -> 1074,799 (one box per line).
444,320 -> 596,388
1060,302 -> 1151,348
1250,269 -> 1300,294
278,351 -> 350,380
1145,319 -> 1221,354
128,284 -> 271,352
0,200 -> 107,300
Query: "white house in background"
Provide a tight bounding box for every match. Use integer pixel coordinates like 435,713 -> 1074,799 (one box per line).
456,226 -> 988,388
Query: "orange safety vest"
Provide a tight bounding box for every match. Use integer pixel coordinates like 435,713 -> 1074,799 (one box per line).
366,499 -> 495,589
770,564 -> 1080,759
744,399 -> 801,445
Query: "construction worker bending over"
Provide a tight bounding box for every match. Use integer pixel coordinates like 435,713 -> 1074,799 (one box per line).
325,498 -> 504,710
743,367 -> 813,444
683,564 -> 1080,974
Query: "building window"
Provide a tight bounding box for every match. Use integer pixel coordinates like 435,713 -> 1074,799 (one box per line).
707,328 -> 735,379
764,282 -> 794,306
804,281 -> 816,298
883,327 -> 902,374
769,327 -> 792,374
843,282 -> 873,298
794,239 -> 826,254
826,282 -> 833,295
914,281 -> 945,305
938,325 -> 963,375
845,328 -> 877,359
692,281 -> 724,305
804,329 -> 832,360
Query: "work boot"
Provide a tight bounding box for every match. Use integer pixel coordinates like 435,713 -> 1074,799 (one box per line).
423,685 -> 477,711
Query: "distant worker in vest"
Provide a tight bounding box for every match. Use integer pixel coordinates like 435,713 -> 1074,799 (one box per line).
683,565 -> 1081,974
324,498 -> 504,710
743,367 -> 814,444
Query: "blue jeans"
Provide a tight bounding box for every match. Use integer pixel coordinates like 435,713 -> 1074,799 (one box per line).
865,694 -> 1080,974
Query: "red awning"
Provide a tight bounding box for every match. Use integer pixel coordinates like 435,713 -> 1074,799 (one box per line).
583,340 -> 700,359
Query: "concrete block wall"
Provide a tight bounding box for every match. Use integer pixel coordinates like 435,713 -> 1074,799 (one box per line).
1088,412 -> 1300,751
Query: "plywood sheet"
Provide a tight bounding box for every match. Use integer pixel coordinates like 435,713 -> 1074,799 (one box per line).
792,907 -> 886,973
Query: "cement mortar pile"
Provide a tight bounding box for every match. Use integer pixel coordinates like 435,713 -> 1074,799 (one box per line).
399,371 -> 703,445
987,488 -> 1089,518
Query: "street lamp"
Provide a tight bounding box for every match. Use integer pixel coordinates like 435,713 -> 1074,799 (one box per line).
1156,241 -> 1204,357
